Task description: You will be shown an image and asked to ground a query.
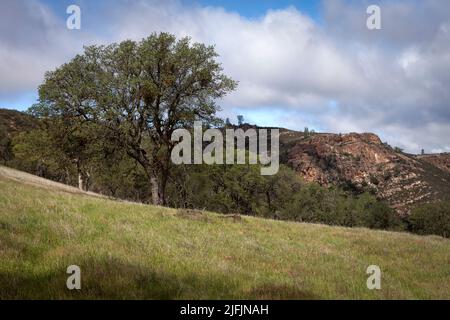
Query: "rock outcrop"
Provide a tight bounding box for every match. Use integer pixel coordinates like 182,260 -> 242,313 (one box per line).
280,131 -> 450,214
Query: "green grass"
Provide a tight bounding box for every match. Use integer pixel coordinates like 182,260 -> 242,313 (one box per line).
0,167 -> 449,299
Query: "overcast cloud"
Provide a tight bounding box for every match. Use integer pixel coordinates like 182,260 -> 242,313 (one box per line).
0,0 -> 449,153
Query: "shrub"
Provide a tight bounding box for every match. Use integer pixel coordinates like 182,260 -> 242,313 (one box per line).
360,198 -> 402,230
408,202 -> 450,238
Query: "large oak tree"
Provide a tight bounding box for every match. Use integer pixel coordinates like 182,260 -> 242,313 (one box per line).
38,33 -> 236,205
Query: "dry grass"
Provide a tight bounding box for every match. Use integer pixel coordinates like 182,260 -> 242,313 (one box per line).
0,166 -> 106,199
0,165 -> 449,299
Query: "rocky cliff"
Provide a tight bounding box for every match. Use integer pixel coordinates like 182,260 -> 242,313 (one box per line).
280,131 -> 450,214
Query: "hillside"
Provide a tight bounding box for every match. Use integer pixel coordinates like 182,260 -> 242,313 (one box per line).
0,108 -> 38,162
280,131 -> 450,214
0,165 -> 449,299
417,153 -> 450,174
0,108 -> 37,135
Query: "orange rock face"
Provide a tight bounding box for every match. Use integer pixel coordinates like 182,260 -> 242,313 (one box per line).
281,131 -> 450,214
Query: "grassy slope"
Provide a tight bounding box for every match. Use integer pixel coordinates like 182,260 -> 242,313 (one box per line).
0,166 -> 449,299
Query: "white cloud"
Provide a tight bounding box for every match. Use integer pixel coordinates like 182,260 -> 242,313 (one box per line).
0,0 -> 100,99
1,0 -> 449,153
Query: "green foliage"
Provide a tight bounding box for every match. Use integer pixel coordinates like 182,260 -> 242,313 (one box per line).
0,108 -> 38,163
12,104 -> 109,191
37,32 -> 237,204
0,126 -> 13,163
408,202 -> 450,238
11,123 -> 150,201
12,128 -> 69,181
166,162 -> 400,231
8,116 -> 403,232
6,115 -> 446,237
278,184 -> 400,230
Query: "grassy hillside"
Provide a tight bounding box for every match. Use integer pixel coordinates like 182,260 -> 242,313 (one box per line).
0,166 -> 449,299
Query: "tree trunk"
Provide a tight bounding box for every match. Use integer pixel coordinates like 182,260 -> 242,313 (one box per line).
84,171 -> 91,192
150,175 -> 161,205
76,159 -> 84,191
133,154 -> 164,206
65,168 -> 71,185
133,158 -> 162,205
78,172 -> 84,191
159,168 -> 169,206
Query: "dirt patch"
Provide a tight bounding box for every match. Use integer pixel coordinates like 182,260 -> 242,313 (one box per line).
218,214 -> 242,223
176,209 -> 212,222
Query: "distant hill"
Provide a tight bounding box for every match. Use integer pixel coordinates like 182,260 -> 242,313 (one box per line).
0,108 -> 38,162
0,108 -> 37,136
0,165 -> 449,299
280,131 -> 450,214
417,153 -> 450,174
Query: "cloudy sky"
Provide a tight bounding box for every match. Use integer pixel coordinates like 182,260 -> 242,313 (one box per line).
1,0 -> 449,153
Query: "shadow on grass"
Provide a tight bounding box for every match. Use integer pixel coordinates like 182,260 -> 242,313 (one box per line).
0,216 -> 319,299
0,256 -> 320,299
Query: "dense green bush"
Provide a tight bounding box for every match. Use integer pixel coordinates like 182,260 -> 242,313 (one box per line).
166,163 -> 401,231
408,202 -> 450,238
277,183 -> 400,230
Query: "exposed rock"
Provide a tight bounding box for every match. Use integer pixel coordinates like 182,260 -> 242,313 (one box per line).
417,153 -> 450,174
280,131 -> 450,215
